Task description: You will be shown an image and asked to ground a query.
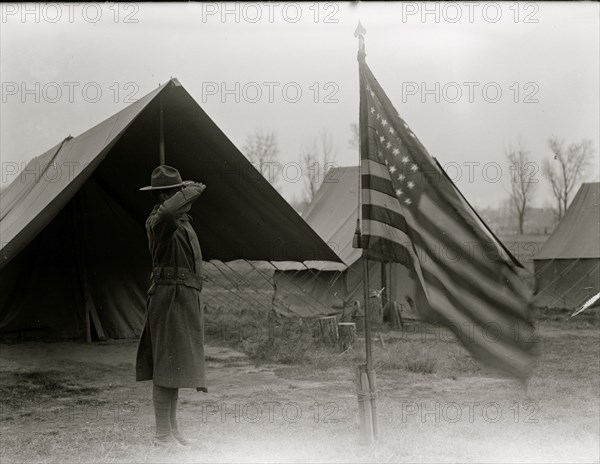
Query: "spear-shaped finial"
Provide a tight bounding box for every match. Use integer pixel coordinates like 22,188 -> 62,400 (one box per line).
354,21 -> 366,60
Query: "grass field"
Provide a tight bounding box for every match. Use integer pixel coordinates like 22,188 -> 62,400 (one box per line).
1,308 -> 598,463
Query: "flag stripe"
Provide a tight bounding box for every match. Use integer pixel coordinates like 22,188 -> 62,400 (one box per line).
405,195 -> 525,298
362,189 -> 404,216
420,194 -> 513,267
361,159 -> 389,179
413,237 -> 531,324
363,219 -> 411,247
435,158 -> 521,268
362,174 -> 396,197
420,258 -> 533,339
427,285 -> 533,377
417,194 -> 527,297
362,234 -> 413,264
362,204 -> 409,234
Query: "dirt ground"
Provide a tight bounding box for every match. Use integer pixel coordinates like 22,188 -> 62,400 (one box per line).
1,322 -> 599,463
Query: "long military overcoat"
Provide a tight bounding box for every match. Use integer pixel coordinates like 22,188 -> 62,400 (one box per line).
135,185 -> 206,390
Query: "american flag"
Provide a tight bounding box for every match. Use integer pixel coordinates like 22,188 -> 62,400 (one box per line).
359,59 -> 538,379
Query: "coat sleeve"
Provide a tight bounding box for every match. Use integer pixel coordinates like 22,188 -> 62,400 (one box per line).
148,185 -> 204,239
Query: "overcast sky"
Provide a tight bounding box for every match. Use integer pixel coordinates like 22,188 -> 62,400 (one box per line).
1,2 -> 599,208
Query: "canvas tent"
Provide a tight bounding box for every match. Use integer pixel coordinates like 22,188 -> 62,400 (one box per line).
533,182 -> 600,309
0,78 -> 341,339
273,166 -> 429,319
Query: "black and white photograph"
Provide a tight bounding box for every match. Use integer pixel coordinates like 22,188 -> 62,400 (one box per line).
1,2 -> 599,463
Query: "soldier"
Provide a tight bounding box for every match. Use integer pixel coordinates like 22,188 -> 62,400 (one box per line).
136,165 -> 207,448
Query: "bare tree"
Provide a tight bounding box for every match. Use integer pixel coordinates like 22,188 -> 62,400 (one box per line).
301,129 -> 337,202
543,137 -> 595,221
243,127 -> 280,190
505,140 -> 537,234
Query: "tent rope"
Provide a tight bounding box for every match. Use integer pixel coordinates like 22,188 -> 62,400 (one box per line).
241,260 -> 325,315
210,260 -> 270,310
201,268 -> 247,310
533,258 -> 580,298
545,262 -> 600,307
254,261 -> 333,316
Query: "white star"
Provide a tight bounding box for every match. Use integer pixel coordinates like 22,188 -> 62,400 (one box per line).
379,135 -> 385,143
386,142 -> 392,149
395,188 -> 403,197
389,165 -> 397,174
370,90 -> 375,97
407,181 -> 415,189
402,156 -> 410,164
384,159 -> 389,166
398,173 -> 405,181
410,164 -> 419,172
381,119 -> 388,127
377,151 -> 384,160
404,198 -> 412,205
392,148 -> 400,156
370,106 -> 375,114
388,127 -> 395,135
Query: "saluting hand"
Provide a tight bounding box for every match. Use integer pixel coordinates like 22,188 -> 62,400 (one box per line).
183,181 -> 206,193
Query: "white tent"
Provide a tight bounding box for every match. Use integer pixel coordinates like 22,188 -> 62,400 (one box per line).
273,166 -> 429,319
533,182 -> 600,309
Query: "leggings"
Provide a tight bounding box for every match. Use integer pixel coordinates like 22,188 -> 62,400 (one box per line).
152,384 -> 180,438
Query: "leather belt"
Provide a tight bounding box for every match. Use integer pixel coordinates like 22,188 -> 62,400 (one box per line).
150,266 -> 203,292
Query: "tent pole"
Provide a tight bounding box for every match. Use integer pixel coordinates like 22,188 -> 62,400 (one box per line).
159,98 -> 165,165
73,193 -> 106,342
85,306 -> 91,344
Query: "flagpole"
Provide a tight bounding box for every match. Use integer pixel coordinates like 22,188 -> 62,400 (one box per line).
355,21 -> 379,442
355,19 -> 372,373
362,258 -> 373,372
